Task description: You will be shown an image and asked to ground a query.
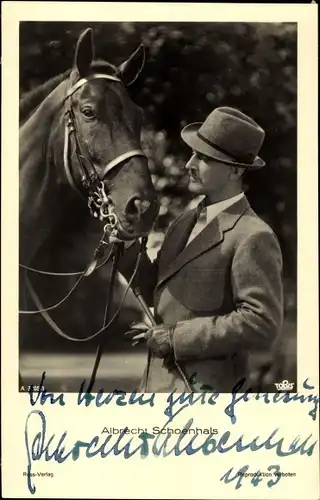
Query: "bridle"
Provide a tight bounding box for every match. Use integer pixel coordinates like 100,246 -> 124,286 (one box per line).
19,72 -> 147,389
63,73 -> 147,229
19,72 -> 192,393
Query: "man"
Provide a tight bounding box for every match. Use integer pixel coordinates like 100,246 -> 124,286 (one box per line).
118,106 -> 284,393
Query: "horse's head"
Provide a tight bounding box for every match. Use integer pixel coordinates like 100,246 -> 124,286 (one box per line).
52,28 -> 159,240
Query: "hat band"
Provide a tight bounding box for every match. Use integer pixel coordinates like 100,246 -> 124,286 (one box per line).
196,131 -> 255,164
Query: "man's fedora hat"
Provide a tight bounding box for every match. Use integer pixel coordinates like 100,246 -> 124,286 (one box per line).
181,106 -> 266,169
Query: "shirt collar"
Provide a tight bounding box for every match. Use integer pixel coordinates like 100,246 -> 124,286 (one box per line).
197,192 -> 244,222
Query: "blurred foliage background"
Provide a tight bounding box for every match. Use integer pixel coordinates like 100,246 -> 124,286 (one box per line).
20,22 -> 297,387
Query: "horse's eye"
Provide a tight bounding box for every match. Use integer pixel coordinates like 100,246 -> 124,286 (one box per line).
81,107 -> 96,120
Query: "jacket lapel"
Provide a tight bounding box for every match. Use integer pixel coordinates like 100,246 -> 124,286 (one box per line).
157,207 -> 198,271
156,195 -> 250,289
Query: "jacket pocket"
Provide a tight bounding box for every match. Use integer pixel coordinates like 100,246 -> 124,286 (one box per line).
182,267 -> 226,312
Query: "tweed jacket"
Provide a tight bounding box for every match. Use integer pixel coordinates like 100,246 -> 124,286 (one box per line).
120,195 -> 284,393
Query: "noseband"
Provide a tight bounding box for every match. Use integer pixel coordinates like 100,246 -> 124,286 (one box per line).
63,73 -> 146,226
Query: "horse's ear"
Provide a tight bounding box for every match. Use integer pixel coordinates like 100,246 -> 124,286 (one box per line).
74,28 -> 95,76
118,45 -> 145,86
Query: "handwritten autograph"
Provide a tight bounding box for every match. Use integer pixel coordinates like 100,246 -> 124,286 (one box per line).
25,410 -> 317,494
24,372 -> 319,495
29,372 -> 319,424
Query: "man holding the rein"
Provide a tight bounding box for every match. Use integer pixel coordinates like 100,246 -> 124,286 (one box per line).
118,106 -> 284,393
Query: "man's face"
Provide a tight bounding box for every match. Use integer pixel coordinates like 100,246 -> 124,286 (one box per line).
185,151 -> 232,196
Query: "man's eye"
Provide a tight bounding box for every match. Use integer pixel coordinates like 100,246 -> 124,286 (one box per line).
81,108 -> 96,119
197,154 -> 207,161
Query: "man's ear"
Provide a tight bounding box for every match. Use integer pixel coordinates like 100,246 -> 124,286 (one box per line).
230,165 -> 246,180
118,45 -> 145,86
238,167 -> 246,179
73,28 -> 95,76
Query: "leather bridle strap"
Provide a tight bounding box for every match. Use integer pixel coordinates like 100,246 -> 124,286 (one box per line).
63,118 -> 80,194
63,73 -> 146,198
101,149 -> 146,178
65,74 -> 122,98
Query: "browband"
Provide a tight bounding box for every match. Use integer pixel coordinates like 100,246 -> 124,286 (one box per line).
65,73 -> 122,99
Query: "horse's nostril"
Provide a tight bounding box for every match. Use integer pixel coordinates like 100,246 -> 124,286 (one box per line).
125,196 -> 143,221
134,198 -> 142,211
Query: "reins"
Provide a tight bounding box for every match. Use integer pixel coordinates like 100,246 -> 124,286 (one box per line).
21,237 -> 148,343
19,71 -> 192,393
19,225 -> 115,315
20,234 -> 192,393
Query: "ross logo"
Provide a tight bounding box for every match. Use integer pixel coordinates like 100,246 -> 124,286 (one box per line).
274,380 -> 294,391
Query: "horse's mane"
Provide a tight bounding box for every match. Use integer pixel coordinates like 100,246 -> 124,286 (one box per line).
19,60 -> 118,124
19,71 -> 70,124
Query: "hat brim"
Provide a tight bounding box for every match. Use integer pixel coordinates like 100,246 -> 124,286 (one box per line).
181,123 -> 265,170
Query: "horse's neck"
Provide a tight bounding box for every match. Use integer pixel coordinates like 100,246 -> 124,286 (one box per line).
19,80 -> 69,265
38,195 -> 107,272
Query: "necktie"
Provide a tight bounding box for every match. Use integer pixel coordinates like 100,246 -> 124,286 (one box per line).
186,206 -> 207,246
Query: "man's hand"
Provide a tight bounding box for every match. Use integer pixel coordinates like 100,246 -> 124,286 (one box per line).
125,322 -> 174,358
125,321 -> 150,345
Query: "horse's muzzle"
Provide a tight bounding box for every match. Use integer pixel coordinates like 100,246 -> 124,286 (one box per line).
117,194 -> 159,241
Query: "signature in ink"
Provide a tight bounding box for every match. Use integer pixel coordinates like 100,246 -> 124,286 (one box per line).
24,410 -> 317,494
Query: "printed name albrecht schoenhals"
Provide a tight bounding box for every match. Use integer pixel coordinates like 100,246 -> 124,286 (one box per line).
101,426 -> 219,435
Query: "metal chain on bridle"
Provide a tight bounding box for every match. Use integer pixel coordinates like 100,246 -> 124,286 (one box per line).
19,73 -> 192,393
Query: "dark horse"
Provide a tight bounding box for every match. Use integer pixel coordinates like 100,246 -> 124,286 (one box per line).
19,29 -> 159,392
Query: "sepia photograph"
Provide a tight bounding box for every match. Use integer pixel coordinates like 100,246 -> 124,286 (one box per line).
19,20 -> 297,394
2,4 -> 318,499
